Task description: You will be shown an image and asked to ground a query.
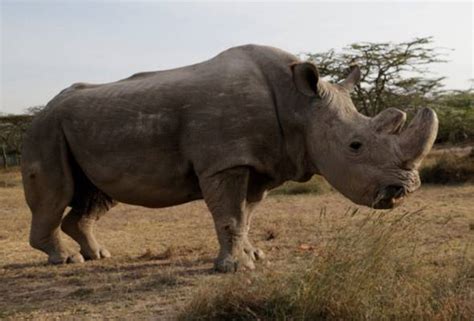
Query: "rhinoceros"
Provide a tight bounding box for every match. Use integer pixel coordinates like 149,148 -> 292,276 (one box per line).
21,44 -> 438,272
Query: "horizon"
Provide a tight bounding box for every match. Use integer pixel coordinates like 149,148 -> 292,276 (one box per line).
1,1 -> 472,114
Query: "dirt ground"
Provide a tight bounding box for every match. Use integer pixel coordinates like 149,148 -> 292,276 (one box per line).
0,169 -> 473,320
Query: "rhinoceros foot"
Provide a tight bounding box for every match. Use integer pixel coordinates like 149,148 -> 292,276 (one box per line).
80,246 -> 111,261
47,252 -> 85,265
243,238 -> 265,261
215,252 -> 256,273
215,238 -> 265,273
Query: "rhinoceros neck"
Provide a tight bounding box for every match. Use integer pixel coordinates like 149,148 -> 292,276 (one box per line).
247,46 -> 318,183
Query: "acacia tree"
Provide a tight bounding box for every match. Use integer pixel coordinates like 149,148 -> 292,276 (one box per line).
302,37 -> 447,116
0,105 -> 44,167
25,105 -> 45,115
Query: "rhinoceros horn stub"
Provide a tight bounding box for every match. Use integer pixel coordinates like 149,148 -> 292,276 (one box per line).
372,108 -> 407,134
398,108 -> 438,169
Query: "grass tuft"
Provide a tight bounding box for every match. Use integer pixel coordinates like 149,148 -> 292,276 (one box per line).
138,247 -> 175,261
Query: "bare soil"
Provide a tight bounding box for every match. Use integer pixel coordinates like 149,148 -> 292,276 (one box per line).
0,169 -> 473,320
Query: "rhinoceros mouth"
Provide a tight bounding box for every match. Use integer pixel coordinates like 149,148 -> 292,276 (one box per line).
372,184 -> 407,209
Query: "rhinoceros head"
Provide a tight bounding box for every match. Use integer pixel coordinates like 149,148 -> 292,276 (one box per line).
292,62 -> 438,209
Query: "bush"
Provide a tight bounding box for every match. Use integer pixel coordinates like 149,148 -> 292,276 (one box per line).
420,150 -> 474,184
270,176 -> 331,196
178,210 -> 472,321
431,90 -> 474,145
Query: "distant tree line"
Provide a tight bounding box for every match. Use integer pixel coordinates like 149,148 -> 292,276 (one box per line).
0,112 -> 35,168
0,37 -> 472,168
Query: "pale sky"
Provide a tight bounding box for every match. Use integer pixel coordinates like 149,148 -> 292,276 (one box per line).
1,1 -> 472,114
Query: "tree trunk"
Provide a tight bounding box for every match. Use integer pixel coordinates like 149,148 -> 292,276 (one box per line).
1,145 -> 7,169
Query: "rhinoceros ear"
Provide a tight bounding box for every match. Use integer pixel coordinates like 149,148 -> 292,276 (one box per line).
340,65 -> 361,91
291,62 -> 320,97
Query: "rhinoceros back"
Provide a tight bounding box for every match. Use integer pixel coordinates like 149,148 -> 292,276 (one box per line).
23,44 -> 298,208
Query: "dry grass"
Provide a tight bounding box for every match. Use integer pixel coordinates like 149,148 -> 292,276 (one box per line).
0,168 -> 473,320
179,209 -> 473,320
0,167 -> 23,188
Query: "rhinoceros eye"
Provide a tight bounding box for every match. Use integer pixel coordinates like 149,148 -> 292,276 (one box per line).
349,141 -> 363,152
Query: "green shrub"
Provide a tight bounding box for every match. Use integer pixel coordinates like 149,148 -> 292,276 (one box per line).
420,150 -> 474,184
431,90 -> 474,144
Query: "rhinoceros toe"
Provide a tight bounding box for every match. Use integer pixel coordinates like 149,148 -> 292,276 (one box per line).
243,238 -> 265,262
48,252 -> 85,265
81,247 -> 111,261
215,253 -> 256,273
67,253 -> 86,263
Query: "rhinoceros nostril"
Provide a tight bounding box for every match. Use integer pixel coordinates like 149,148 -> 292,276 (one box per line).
385,185 -> 405,199
349,141 -> 363,151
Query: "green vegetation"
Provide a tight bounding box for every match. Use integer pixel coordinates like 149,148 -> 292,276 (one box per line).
178,210 -> 473,321
421,149 -> 474,184
431,90 -> 474,144
0,114 -> 33,168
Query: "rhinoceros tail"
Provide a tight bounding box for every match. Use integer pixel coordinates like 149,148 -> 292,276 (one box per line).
21,114 -> 75,212
21,113 -> 114,216
67,148 -> 115,215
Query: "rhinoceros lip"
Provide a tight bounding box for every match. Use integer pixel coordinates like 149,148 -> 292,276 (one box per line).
373,197 -> 403,209
372,185 -> 408,209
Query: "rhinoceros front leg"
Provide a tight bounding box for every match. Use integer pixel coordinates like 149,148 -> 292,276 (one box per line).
200,167 -> 264,272
241,200 -> 265,261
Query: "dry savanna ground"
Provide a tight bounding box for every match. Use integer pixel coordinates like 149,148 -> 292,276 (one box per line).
0,168 -> 473,320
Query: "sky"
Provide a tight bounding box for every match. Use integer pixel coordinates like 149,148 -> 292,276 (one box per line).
1,1 -> 472,114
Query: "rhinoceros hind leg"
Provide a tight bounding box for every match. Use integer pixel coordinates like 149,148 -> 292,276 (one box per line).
200,167 -> 266,273
25,169 -> 84,264
61,208 -> 111,260
29,206 -> 85,264
61,182 -> 115,260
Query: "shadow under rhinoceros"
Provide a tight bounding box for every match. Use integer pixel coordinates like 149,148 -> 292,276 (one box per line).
0,257 -> 215,317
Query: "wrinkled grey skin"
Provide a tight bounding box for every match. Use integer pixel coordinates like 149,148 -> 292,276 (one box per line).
21,45 -> 438,272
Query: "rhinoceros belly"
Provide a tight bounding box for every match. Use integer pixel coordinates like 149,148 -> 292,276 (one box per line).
61,105 -> 203,208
